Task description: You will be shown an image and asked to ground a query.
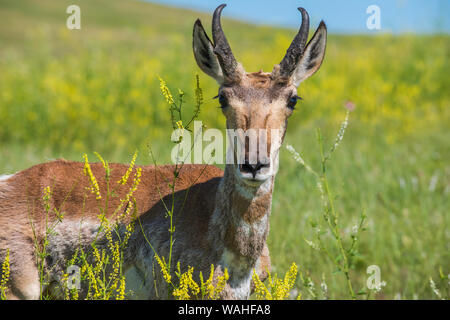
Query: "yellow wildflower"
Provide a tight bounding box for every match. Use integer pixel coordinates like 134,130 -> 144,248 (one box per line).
202,264 -> 215,299
83,154 -> 101,200
84,261 -> 100,299
116,168 -> 142,222
158,76 -> 174,105
94,152 -> 107,170
116,276 -> 126,300
176,120 -> 184,130
200,265 -> 229,300
122,219 -> 135,248
155,254 -> 171,284
213,268 -> 229,299
172,266 -> 203,300
0,249 -> 10,300
110,242 -> 121,280
252,268 -> 272,300
173,266 -> 193,300
252,262 -> 298,300
118,150 -> 138,185
283,263 -> 298,292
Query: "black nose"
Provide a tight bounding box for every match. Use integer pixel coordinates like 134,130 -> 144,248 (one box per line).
241,161 -> 269,178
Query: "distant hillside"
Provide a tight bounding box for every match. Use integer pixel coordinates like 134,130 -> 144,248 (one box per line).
0,0 -> 291,60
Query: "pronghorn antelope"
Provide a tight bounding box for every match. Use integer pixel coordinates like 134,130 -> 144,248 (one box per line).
0,4 -> 326,299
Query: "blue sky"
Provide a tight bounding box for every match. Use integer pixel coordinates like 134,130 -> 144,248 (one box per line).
145,0 -> 449,33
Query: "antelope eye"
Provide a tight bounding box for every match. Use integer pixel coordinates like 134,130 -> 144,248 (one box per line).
218,93 -> 228,108
287,96 -> 299,110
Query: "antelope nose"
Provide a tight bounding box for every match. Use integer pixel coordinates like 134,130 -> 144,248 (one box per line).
241,160 -> 270,178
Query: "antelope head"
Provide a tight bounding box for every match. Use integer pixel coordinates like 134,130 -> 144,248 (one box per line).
193,4 -> 327,185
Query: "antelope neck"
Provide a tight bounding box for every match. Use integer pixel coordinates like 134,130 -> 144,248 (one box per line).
215,164 -> 274,260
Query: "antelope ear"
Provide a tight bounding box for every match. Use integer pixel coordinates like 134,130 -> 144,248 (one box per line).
292,21 -> 327,87
193,19 -> 224,84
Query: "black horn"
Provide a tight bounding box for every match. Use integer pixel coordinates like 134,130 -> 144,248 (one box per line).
278,7 -> 310,78
212,4 -> 239,81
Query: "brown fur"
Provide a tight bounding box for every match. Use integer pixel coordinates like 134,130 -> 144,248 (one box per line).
0,160 -> 271,299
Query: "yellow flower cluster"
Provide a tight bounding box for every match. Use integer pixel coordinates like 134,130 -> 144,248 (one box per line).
77,227 -> 126,300
63,152 -> 142,300
0,249 -> 10,300
73,219 -> 129,300
212,268 -> 229,299
252,269 -> 271,299
110,242 -> 121,281
170,264 -> 228,300
122,218 -> 135,249
94,152 -> 111,180
276,262 -> 298,300
116,276 -> 126,300
109,243 -> 132,296
172,266 -> 199,300
41,186 -> 53,219
103,224 -> 120,275
252,262 -> 299,300
198,264 -> 229,300
116,167 -> 142,223
158,76 -> 174,105
94,152 -> 107,171
128,167 -> 142,198
83,154 -> 101,200
118,150 -> 138,185
43,185 -> 51,203
176,120 -> 184,130
155,254 -> 171,284
92,246 -> 105,275
84,259 -> 101,299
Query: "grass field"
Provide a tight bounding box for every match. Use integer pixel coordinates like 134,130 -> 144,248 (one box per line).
0,0 -> 448,299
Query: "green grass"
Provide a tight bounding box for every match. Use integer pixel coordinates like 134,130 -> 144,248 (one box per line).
0,0 -> 448,299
